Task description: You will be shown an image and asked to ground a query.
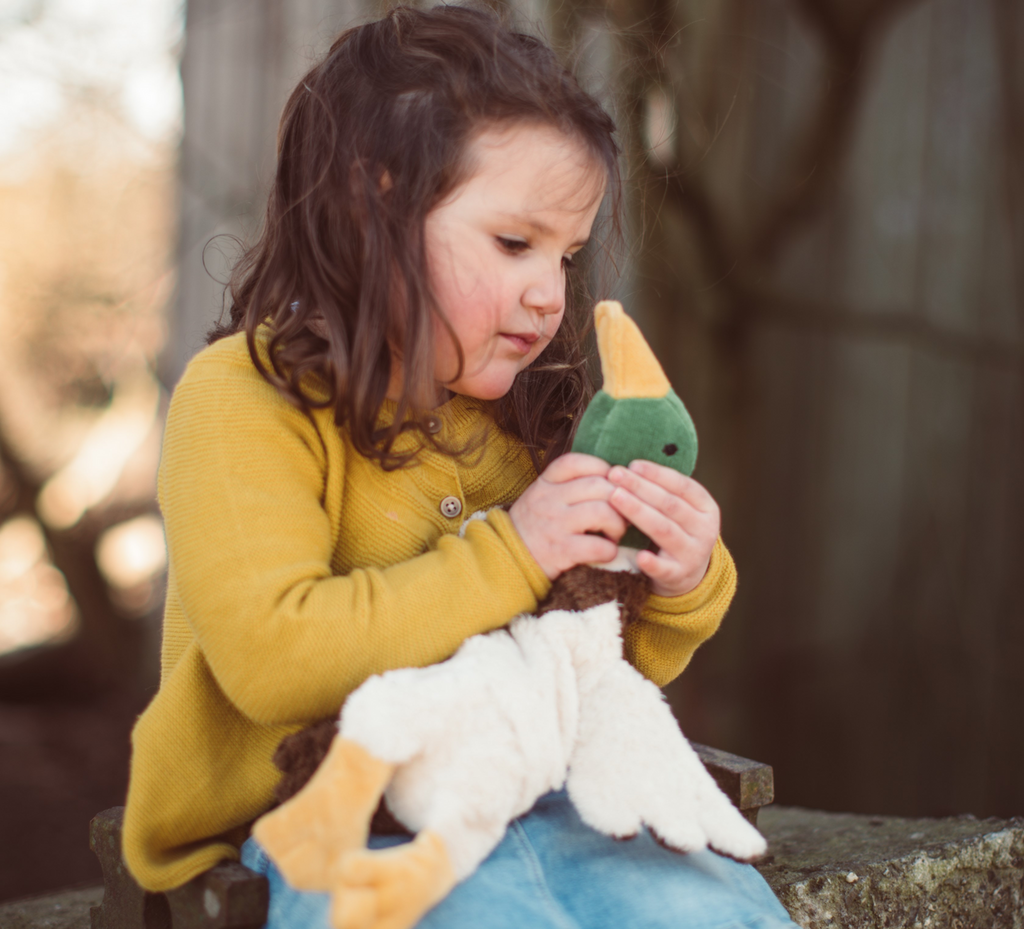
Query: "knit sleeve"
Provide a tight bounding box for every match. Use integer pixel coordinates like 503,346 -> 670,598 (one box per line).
623,536 -> 737,687
158,345 -> 550,727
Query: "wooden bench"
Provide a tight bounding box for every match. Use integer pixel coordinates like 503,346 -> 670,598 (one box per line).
89,743 -> 773,929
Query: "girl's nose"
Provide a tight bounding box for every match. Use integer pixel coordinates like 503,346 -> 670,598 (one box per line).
522,260 -> 566,316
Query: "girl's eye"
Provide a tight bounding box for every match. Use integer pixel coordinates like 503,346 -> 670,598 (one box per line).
497,236 -> 528,254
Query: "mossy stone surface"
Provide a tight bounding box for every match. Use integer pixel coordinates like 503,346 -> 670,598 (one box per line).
757,806 -> 1024,928
0,886 -> 102,929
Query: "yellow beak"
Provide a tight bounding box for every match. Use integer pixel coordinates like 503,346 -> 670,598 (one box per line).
594,301 -> 671,400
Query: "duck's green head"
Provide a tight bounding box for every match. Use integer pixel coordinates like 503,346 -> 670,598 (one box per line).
571,301 -> 698,551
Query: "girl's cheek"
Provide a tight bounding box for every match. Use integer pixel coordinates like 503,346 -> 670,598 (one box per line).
445,265 -> 482,312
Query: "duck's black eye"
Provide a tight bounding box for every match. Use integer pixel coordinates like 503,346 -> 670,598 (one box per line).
662,443 -> 678,456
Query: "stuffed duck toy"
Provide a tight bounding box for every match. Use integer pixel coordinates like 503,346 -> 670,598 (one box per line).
253,301 -> 767,929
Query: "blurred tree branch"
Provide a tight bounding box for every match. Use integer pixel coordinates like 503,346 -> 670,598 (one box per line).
620,0 -> 948,342
749,0 -> 925,262
0,422 -> 152,701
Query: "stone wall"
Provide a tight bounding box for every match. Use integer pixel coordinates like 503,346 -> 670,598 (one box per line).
759,806 -> 1024,928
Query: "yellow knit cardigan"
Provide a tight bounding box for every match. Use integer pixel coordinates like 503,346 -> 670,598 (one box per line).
122,331 -> 737,891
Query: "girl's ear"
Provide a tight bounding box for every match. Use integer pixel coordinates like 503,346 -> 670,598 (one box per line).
379,170 -> 394,193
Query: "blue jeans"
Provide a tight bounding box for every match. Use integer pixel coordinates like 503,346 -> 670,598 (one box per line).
241,791 -> 797,929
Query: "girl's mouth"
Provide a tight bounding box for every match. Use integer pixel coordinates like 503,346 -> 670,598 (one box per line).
501,332 -> 539,354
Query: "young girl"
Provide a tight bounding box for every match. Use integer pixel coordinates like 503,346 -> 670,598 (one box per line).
123,7 -> 796,928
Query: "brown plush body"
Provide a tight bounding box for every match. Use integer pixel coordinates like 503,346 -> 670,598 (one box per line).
271,565 -> 650,815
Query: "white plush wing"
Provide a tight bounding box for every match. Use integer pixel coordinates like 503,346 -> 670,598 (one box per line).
566,616 -> 767,861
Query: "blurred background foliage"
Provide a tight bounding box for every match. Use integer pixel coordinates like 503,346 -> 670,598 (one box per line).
0,0 -> 1021,903
0,0 -> 181,899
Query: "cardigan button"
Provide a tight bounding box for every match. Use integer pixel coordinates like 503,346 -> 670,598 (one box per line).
425,415 -> 442,435
440,496 -> 462,518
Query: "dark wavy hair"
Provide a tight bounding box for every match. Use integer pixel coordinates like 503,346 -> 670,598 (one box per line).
210,4 -> 620,470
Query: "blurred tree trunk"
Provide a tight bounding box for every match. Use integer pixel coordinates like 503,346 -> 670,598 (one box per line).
165,0 -> 377,386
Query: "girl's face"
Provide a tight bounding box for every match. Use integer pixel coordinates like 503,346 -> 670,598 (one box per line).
423,122 -> 606,402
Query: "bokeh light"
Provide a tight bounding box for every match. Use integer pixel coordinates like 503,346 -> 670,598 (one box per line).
0,515 -> 76,653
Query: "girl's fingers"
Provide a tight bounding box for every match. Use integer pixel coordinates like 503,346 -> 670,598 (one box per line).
515,455 -> 720,582
556,475 -> 616,507
608,468 -> 692,532
637,548 -> 676,577
608,467 -> 719,539
636,548 -> 708,593
542,453 -> 611,484
623,461 -> 718,515
568,534 -> 620,567
565,500 -> 628,542
609,488 -> 689,551
634,553 -> 708,594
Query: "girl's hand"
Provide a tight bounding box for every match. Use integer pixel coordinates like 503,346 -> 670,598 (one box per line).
509,453 -> 627,580
607,460 -> 720,598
